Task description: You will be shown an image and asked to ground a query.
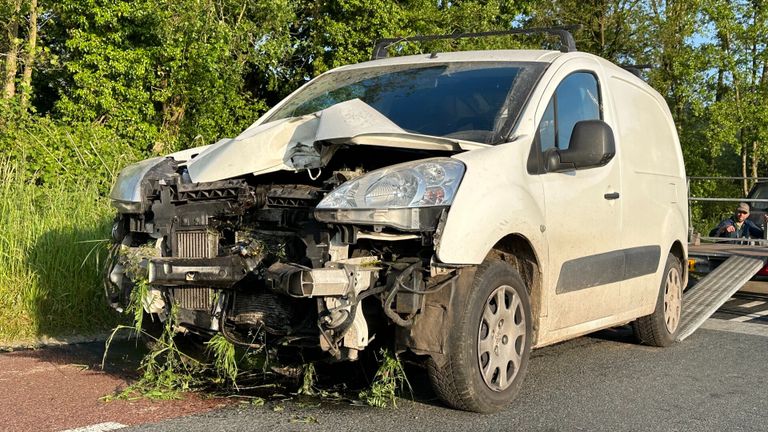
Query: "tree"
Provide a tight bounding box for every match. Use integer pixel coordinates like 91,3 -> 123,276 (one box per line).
701,0 -> 768,193
1,0 -> 22,98
526,0 -> 650,63
19,0 -> 35,108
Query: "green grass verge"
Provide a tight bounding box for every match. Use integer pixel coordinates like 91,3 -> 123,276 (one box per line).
0,160 -> 119,344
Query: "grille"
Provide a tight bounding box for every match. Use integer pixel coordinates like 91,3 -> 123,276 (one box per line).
176,230 -> 218,258
172,286 -> 214,311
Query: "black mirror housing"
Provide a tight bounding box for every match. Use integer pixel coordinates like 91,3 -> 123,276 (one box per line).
546,120 -> 616,172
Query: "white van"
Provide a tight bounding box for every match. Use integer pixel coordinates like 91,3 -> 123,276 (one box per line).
107,29 -> 688,412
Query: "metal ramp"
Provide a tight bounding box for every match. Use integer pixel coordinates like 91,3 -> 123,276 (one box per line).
677,255 -> 767,341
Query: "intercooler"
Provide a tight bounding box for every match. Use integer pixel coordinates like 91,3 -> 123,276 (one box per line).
171,230 -> 218,311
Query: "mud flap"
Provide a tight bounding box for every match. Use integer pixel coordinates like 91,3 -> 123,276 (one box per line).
395,267 -> 476,367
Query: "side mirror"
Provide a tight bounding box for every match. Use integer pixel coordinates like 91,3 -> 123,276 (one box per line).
545,120 -> 616,172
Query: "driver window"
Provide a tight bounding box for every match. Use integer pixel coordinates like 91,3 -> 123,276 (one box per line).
538,72 -> 601,151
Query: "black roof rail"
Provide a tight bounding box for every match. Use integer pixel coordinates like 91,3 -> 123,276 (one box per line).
372,26 -> 581,60
620,64 -> 653,78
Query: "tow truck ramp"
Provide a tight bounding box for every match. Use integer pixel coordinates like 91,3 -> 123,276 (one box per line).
678,245 -> 768,341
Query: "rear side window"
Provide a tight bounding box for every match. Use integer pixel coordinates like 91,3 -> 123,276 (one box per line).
539,72 -> 601,151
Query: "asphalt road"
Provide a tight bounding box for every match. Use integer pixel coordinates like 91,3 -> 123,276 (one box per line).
121,297 -> 768,432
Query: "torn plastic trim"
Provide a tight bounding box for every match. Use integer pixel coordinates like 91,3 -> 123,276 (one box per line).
314,206 -> 447,231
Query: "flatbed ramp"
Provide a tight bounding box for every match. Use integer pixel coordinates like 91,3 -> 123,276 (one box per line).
678,244 -> 768,341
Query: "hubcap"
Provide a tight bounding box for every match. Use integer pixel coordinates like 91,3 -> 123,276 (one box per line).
477,285 -> 526,392
663,266 -> 682,333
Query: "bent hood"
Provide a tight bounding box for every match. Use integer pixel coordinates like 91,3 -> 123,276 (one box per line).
185,99 -> 488,183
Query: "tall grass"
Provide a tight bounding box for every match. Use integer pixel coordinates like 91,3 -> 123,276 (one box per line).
0,160 -> 119,344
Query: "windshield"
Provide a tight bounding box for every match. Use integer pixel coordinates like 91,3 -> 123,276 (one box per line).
265,62 -> 546,144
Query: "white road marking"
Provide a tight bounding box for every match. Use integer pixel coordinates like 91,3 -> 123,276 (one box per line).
60,422 -> 126,432
729,308 -> 768,322
739,300 -> 766,308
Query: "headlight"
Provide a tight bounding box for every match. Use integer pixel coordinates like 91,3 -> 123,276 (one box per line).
317,158 -> 465,209
110,156 -> 164,212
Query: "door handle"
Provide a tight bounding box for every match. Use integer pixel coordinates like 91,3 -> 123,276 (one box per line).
604,192 -> 620,200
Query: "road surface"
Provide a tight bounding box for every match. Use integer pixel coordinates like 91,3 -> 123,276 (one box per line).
3,294 -> 767,432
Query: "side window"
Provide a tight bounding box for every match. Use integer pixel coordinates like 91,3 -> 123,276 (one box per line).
539,98 -> 556,151
539,72 -> 601,151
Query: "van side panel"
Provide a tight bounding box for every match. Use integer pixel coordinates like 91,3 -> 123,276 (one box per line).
608,74 -> 688,314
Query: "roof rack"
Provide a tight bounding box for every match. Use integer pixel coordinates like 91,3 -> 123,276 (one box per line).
372,26 -> 581,60
620,64 -> 653,78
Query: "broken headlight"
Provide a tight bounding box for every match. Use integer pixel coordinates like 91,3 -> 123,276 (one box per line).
317,158 -> 465,209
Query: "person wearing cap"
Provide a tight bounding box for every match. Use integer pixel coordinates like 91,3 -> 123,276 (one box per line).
712,202 -> 768,238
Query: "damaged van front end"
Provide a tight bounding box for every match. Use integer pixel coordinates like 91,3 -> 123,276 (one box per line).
105,95 -> 481,362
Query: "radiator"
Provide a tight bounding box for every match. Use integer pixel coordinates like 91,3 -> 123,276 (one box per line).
171,286 -> 214,311
173,230 -> 218,310
175,230 -> 219,258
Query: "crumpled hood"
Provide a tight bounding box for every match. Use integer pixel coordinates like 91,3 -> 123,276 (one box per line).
184,99 -> 487,183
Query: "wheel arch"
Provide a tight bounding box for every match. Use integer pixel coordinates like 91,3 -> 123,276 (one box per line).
486,234 -> 543,345
668,239 -> 687,288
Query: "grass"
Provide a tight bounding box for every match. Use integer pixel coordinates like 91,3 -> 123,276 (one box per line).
358,349 -> 411,408
0,160 -> 119,344
205,334 -> 239,386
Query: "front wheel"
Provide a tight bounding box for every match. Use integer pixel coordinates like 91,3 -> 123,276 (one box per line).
633,253 -> 683,346
428,260 -> 532,413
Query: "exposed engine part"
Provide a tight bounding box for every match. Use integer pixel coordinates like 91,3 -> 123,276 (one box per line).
265,184 -> 322,208
266,262 -> 344,297
319,303 -> 369,361
265,262 -> 378,298
230,290 -> 298,335
106,145 -> 457,363
174,180 -> 262,206
143,288 -> 167,316
324,167 -> 366,189
175,230 -> 219,258
384,261 -> 458,327
356,231 -> 420,241
169,287 -> 213,311
148,255 -> 259,288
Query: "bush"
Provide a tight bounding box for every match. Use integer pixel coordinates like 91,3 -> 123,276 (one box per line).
0,100 -> 145,196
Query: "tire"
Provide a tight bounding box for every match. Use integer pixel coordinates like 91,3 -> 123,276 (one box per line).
633,253 -> 683,347
427,260 -> 532,413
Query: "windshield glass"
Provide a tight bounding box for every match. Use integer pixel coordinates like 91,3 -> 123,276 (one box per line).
265,62 -> 546,144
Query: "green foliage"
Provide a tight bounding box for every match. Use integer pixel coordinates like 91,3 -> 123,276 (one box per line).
0,158 -> 118,343
46,0 -> 280,154
205,334 -> 238,386
297,362 -> 317,396
358,349 -> 411,408
103,315 -> 204,400
0,99 -> 143,194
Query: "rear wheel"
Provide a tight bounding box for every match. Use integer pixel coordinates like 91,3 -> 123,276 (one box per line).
428,260 -> 532,413
633,253 -> 682,346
